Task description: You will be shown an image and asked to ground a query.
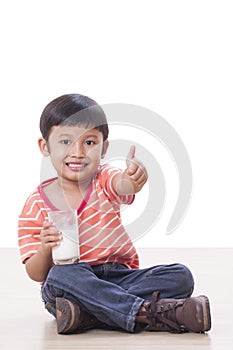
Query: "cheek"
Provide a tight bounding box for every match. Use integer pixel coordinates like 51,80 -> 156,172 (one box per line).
50,144 -> 68,158
87,146 -> 102,158
49,150 -> 67,171
50,157 -> 63,172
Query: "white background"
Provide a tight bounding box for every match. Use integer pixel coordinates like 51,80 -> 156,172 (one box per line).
1,0 -> 233,247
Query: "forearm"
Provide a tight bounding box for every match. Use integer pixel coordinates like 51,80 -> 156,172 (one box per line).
25,246 -> 53,282
25,220 -> 62,282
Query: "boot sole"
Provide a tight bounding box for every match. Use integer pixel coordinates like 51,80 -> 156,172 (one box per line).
56,298 -> 80,334
199,295 -> 211,332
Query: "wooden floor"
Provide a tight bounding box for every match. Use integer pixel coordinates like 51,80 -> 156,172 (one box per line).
1,248 -> 232,350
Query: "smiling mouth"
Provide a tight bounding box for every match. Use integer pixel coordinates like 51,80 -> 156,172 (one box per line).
66,162 -> 87,171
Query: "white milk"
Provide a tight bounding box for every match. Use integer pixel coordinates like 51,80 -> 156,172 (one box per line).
48,210 -> 80,265
52,229 -> 80,264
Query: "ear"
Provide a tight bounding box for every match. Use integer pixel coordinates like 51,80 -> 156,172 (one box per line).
38,137 -> 50,157
101,140 -> 109,158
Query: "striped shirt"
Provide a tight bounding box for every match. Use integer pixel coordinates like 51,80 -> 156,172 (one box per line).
18,164 -> 139,269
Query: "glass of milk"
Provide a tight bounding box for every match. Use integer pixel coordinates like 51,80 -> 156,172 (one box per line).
48,210 -> 80,265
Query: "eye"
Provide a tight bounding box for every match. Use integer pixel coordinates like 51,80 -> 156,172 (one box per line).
85,140 -> 96,146
61,140 -> 71,145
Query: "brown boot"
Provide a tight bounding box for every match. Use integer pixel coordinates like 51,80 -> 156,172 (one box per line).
144,292 -> 211,333
56,297 -> 104,334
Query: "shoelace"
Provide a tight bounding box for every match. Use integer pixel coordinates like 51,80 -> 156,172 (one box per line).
146,291 -> 187,333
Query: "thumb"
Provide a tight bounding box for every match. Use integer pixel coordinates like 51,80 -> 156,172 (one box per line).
127,145 -> 136,161
126,145 -> 136,169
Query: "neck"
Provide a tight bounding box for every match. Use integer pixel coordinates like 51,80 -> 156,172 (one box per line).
51,178 -> 92,210
57,177 -> 91,195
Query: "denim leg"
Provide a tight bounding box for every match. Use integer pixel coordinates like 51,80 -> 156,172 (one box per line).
41,262 -> 144,333
104,263 -> 195,300
41,262 -> 194,333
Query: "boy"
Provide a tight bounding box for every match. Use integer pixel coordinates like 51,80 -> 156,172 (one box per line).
18,94 -> 211,334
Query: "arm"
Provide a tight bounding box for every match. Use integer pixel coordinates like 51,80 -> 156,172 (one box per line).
25,221 -> 62,282
112,145 -> 148,196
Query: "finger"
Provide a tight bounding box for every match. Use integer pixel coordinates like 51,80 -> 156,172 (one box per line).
126,146 -> 137,174
40,226 -> 61,239
43,220 -> 56,230
31,220 -> 54,238
41,230 -> 62,245
126,161 -> 139,176
127,145 -> 136,161
129,166 -> 148,182
44,235 -> 62,245
136,173 -> 148,186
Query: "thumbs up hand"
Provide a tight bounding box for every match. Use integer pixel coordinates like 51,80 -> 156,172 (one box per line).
125,145 -> 148,192
113,145 -> 148,195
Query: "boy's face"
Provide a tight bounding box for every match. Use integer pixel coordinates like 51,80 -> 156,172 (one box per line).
39,125 -> 108,187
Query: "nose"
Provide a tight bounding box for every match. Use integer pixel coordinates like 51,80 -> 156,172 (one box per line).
68,141 -> 85,158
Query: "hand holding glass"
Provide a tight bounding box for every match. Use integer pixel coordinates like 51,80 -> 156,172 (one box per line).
48,210 -> 80,265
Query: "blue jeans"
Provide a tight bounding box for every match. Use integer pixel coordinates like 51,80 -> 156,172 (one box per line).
41,262 -> 194,333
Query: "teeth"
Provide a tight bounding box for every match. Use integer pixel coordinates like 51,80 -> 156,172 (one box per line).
67,163 -> 85,169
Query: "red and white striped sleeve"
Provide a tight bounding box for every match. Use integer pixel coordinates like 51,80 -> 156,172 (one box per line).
18,189 -> 48,264
98,164 -> 135,205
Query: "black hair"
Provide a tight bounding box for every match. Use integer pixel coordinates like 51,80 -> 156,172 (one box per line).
40,94 -> 109,142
